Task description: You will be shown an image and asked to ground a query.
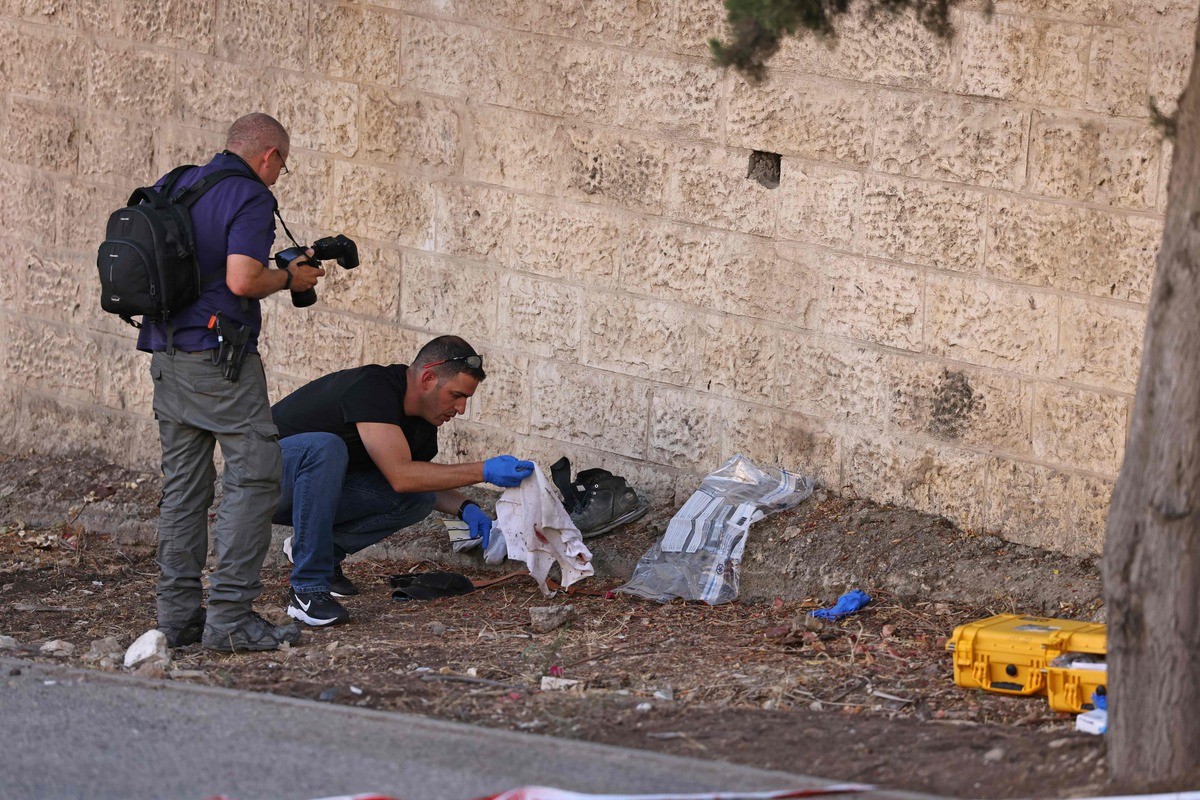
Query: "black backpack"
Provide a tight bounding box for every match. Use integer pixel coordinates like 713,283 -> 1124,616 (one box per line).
96,165 -> 245,328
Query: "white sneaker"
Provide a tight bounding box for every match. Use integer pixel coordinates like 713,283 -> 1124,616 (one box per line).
283,535 -> 294,564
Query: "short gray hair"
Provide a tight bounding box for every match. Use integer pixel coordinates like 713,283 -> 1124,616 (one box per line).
226,113 -> 289,158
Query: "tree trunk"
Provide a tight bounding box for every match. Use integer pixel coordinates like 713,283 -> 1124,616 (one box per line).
1103,10 -> 1200,785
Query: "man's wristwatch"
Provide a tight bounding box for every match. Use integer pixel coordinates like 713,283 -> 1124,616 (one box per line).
457,500 -> 475,520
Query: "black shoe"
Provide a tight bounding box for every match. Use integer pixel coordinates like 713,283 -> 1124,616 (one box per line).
570,473 -> 649,539
287,588 -> 350,627
330,562 -> 359,598
201,611 -> 302,652
158,607 -> 206,648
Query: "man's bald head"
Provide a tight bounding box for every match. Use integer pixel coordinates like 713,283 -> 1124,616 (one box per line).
226,113 -> 289,161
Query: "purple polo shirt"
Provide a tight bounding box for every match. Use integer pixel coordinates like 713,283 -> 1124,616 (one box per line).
136,151 -> 278,353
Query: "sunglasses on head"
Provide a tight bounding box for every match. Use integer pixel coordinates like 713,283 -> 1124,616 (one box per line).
422,354 -> 483,371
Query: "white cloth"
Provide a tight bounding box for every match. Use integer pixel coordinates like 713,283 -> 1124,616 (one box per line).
495,464 -> 594,596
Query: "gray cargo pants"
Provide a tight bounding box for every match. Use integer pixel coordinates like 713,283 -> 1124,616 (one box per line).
150,350 -> 281,629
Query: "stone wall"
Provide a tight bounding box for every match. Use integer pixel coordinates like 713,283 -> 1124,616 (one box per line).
1,0 -> 1192,554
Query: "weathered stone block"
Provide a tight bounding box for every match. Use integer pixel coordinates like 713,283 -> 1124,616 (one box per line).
272,152 -> 335,230
266,370 -> 309,404
5,98 -> 78,174
1033,383 -> 1128,474
985,458 -> 1072,548
358,321 -> 426,368
500,36 -> 625,124
1069,473 -> 1113,555
0,0 -> 74,24
434,183 -> 512,260
774,332 -> 889,421
468,349 -> 530,436
777,160 -> 861,250
1149,32 -> 1192,117
4,24 -> 87,101
726,75 -> 875,167
3,318 -> 100,401
216,0 -> 308,70
724,404 -> 841,486
661,0 -> 725,57
530,360 -> 650,459
331,163 -> 433,247
510,0 -> 639,46
400,251 -> 497,343
648,387 -> 726,468
925,274 -> 1057,375
4,167 -> 58,246
311,4 -> 401,84
987,195 -> 1160,303
698,314 -> 779,403
715,240 -> 822,327
887,357 -> 1034,454
80,0 -> 214,52
820,253 -> 923,351
96,334 -> 153,413
319,240 -> 401,320
497,273 -> 582,359
89,42 -> 179,119
19,248 -> 90,325
0,240 -> 24,306
1057,296 -> 1143,392
152,127 -> 225,180
617,54 -> 721,141
581,292 -> 706,387
873,92 -> 1029,190
1027,113 -> 1161,210
403,17 -> 505,99
856,175 -> 987,273
17,391 -> 158,468
359,87 -> 459,173
991,0 -> 1109,18
508,196 -> 621,285
564,127 -> 667,214
1106,0 -> 1197,29
179,55 -> 271,130
622,220 -> 720,308
1159,136 -> 1174,216
955,12 -> 1088,107
436,420 -> 519,467
0,385 -> 19,451
466,106 -> 567,195
273,74 -> 358,158
1086,27 -> 1151,116
266,307 -> 362,381
665,145 -> 778,236
79,112 -> 155,185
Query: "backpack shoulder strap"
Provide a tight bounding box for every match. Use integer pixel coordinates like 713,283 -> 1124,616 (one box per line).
172,168 -> 253,208
126,164 -> 196,207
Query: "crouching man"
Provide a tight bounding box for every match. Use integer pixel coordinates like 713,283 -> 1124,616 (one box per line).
270,335 -> 534,626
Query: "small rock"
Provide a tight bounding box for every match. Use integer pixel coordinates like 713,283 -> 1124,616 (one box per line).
530,604 -> 577,634
134,660 -> 167,679
540,676 -> 580,691
40,640 -> 75,657
0,635 -> 19,650
426,622 -> 447,636
84,636 -> 124,663
653,686 -> 674,701
318,687 -> 343,702
635,702 -> 653,712
168,669 -> 206,680
983,746 -> 1006,764
123,629 -> 169,669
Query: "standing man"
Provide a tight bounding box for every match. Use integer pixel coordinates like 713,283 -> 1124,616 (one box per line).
142,113 -> 325,652
271,335 -> 534,626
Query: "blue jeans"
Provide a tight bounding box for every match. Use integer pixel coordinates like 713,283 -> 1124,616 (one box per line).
272,433 -> 436,592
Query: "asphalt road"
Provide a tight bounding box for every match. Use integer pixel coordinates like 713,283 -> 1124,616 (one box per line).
0,657 -> 922,800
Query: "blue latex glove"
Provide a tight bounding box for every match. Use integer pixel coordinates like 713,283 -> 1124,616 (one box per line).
1092,691 -> 1107,711
483,455 -> 534,487
809,589 -> 872,620
461,503 -> 492,550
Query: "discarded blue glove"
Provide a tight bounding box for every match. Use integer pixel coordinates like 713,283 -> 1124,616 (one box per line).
810,589 -> 872,620
461,503 -> 492,550
1092,691 -> 1107,711
483,455 -> 534,487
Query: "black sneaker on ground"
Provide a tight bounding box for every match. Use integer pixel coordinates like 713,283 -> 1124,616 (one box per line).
330,562 -> 359,598
158,606 -> 206,648
570,473 -> 649,539
287,588 -> 350,627
201,611 -> 302,653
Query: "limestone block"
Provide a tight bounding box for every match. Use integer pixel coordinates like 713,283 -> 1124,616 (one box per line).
1027,113 -> 1161,210
819,253 -> 924,352
79,113 -> 155,185
648,387 -> 726,468
266,370 -> 308,404
1106,0 -> 1197,28
530,360 -> 651,459
466,106 -> 567,195
273,74 -> 358,158
435,420 -> 518,466
3,168 -> 58,247
400,251 -> 497,343
403,17 -> 505,99
1150,32 -> 1193,118
1033,383 -> 1128,474
6,98 -> 78,174
714,239 -> 822,327
508,196 -> 621,285
331,163 -> 433,247
0,241 -> 23,306
510,0 -> 639,46
89,42 -> 179,120
774,332 -> 888,421
621,220 -> 721,308
0,0 -> 73,24
359,86 -> 459,173
1057,296 -> 1143,392
319,240 -> 401,320
664,0 -> 726,58
266,308 -> 362,381
665,145 -> 778,236
272,152 -> 335,230
3,318 -> 100,401
500,36 -> 625,125
310,4 -> 402,85
564,127 -> 668,215
0,386 -> 18,451
926,274 -> 1058,376
873,93 -> 1029,190
845,432 -> 988,529
777,160 -> 861,250
1159,137 -> 1174,216
856,175 -> 986,272
97,335 -> 153,413
393,0 -> 517,22
617,53 -> 721,141
887,357 -> 1034,453
216,0 -> 308,70
4,24 -> 87,101
497,273 -> 582,358
359,321 -> 425,367
79,0 -> 215,53
986,195 -> 1160,303
468,349 -> 530,435
985,458 -> 1072,549
724,404 -> 841,486
19,248 -> 90,325
152,127 -> 225,180
434,183 -> 512,260
179,56 -> 271,130
1069,473 -> 1113,555
697,314 -> 779,404
726,75 -> 875,167
580,292 -> 706,387
15,391 -> 158,468
1086,27 -> 1151,117
992,0 -> 1111,19
954,12 -> 1088,107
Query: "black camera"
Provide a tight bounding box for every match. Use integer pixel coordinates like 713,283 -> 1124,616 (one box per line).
273,234 -> 360,308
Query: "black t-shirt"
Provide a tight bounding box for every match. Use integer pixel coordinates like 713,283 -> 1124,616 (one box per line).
272,364 -> 438,472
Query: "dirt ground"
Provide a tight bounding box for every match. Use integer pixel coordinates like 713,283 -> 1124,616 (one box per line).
0,451 -> 1114,799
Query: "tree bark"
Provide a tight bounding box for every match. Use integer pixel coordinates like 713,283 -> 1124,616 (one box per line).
1103,10 -> 1200,785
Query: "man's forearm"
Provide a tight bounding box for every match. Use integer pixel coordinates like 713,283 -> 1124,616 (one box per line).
230,264 -> 291,299
383,460 -> 486,494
